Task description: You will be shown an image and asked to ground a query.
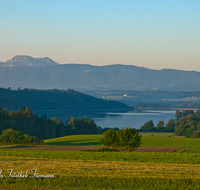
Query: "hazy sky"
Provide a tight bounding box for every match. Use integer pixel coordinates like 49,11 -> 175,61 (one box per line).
0,0 -> 200,71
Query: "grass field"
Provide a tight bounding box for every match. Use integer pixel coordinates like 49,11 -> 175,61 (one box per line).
44,133 -> 200,148
44,135 -> 102,146
1,133 -> 200,189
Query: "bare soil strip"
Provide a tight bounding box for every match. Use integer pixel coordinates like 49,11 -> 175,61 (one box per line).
6,145 -> 183,152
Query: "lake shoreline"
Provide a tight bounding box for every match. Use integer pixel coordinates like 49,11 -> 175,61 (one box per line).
136,107 -> 198,110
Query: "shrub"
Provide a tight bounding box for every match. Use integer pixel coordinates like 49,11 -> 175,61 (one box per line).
99,129 -> 119,150
0,128 -> 44,144
117,128 -> 141,151
100,127 -> 141,152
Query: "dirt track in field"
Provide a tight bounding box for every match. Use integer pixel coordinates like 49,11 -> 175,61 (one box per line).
7,145 -> 184,152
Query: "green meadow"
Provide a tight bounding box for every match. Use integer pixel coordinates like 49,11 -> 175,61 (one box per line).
1,133 -> 200,190
44,134 -> 102,146
44,133 -> 200,149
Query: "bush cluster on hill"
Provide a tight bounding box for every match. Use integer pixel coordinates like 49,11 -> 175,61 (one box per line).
0,128 -> 43,144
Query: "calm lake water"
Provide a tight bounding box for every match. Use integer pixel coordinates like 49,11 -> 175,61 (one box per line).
36,110 -> 176,129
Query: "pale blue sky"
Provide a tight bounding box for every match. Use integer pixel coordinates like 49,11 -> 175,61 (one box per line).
0,0 -> 200,71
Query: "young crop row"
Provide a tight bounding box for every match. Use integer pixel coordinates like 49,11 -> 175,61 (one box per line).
1,150 -> 200,164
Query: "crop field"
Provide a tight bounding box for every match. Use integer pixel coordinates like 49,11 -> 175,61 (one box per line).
1,133 -> 200,189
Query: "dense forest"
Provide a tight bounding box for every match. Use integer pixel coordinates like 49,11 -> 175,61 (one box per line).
0,106 -> 103,140
0,88 -> 130,112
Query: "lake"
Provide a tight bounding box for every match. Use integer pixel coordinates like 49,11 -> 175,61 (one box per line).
36,109 -> 176,129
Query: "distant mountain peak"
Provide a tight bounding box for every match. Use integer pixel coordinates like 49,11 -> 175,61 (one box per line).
3,55 -> 59,67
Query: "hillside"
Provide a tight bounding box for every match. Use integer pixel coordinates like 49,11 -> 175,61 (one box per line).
0,88 -> 130,111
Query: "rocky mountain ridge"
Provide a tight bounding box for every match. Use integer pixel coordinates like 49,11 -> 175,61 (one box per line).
0,55 -> 59,67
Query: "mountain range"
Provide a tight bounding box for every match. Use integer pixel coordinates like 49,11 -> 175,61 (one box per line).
0,55 -> 200,91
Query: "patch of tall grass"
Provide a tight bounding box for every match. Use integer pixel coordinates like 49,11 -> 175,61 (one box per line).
0,176 -> 200,190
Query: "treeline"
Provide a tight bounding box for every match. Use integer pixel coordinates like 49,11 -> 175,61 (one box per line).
0,106 -> 101,140
139,119 -> 175,132
132,102 -> 200,109
139,110 -> 200,138
175,110 -> 200,137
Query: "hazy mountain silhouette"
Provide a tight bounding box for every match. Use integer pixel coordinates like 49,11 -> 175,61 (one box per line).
0,56 -> 200,91
0,55 -> 59,67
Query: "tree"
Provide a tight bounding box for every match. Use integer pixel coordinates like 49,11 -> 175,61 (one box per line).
140,120 -> 155,131
100,128 -> 141,151
157,121 -> 165,131
99,129 -> 119,149
24,107 -> 33,118
175,110 -> 194,121
175,110 -> 181,121
66,117 -> 75,127
165,119 -> 175,132
74,117 -> 98,135
0,129 -> 23,144
51,117 -> 62,124
117,127 -> 141,152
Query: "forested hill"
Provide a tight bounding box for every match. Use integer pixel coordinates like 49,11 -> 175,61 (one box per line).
0,88 -> 130,111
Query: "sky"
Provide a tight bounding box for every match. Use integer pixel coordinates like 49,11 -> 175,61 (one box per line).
0,0 -> 200,71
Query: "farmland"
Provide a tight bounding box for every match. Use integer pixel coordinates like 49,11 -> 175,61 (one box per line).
0,133 -> 200,189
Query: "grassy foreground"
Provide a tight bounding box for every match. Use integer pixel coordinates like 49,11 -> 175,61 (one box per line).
1,133 -> 200,189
